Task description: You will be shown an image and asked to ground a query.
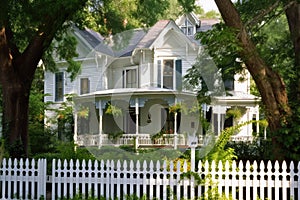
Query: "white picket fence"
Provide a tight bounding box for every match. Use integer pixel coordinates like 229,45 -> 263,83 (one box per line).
1,158 -> 300,200
0,158 -> 47,200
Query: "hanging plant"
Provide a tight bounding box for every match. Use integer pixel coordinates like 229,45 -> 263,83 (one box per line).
77,106 -> 89,119
105,103 -> 122,117
226,107 -> 246,121
259,119 -> 268,128
169,103 -> 188,114
188,103 -> 200,116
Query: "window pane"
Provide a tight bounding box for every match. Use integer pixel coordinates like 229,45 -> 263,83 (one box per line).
124,68 -> 137,88
188,27 -> 193,35
55,72 -> 64,101
163,60 -> 173,89
181,27 -> 187,35
80,78 -> 90,94
187,19 -> 193,26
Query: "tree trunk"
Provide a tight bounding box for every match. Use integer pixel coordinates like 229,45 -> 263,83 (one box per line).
214,0 -> 292,159
0,27 -> 33,157
215,0 -> 291,130
0,1 -> 87,157
2,79 -> 31,158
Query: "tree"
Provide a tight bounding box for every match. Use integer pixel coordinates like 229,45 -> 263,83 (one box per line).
197,0 -> 300,159
0,0 -> 90,157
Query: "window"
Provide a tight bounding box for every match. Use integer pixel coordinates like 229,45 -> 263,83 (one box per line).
123,68 -> 137,88
180,19 -> 194,36
55,72 -> 64,101
80,78 -> 90,94
157,59 -> 182,90
224,78 -> 234,91
163,60 -> 174,89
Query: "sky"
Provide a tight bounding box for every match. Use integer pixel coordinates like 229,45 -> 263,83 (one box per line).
197,0 -> 218,12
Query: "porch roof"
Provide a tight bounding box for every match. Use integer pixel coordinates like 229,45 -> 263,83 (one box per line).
75,87 -> 198,102
211,91 -> 260,106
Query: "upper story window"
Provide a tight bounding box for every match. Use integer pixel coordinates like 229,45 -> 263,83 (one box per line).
80,78 -> 90,94
123,67 -> 138,88
55,72 -> 64,102
163,60 -> 174,89
224,78 -> 234,91
157,59 -> 182,90
180,19 -> 194,36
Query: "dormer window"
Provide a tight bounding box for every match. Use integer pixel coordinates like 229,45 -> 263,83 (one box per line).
180,19 -> 194,36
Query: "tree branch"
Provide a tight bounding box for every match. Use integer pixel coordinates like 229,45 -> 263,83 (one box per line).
244,0 -> 280,28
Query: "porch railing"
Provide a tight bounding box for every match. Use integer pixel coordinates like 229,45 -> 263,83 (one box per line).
76,134 -> 255,147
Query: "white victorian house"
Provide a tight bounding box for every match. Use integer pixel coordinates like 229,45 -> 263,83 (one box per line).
44,16 -> 260,148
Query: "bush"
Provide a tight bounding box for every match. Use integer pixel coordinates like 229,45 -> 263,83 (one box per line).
225,138 -> 273,162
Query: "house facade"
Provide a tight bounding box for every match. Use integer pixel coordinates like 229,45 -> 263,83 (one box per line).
44,16 -> 260,148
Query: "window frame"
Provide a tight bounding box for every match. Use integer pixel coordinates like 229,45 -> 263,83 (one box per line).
54,72 -> 64,102
157,58 -> 182,90
180,18 -> 194,36
80,77 -> 90,95
123,66 -> 138,88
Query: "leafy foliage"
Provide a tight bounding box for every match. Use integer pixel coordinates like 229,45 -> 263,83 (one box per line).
200,122 -> 258,163
196,24 -> 243,82
225,139 -> 273,162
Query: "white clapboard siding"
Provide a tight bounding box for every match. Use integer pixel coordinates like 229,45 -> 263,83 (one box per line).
1,158 -> 300,199
0,158 -> 46,200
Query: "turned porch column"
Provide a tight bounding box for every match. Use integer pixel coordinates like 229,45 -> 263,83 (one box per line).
73,111 -> 78,145
174,98 -> 178,149
98,100 -> 103,148
135,98 -> 139,149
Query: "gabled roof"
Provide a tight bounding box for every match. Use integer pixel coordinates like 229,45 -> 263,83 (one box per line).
175,12 -> 201,27
110,29 -> 147,57
75,26 -> 104,48
74,26 -> 115,56
74,19 -> 199,58
135,20 -> 170,49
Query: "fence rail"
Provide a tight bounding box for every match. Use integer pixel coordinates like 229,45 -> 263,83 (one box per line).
1,158 -> 300,199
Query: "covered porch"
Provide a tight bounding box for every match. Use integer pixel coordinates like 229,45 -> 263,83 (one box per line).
73,88 -> 200,149
73,89 -> 261,149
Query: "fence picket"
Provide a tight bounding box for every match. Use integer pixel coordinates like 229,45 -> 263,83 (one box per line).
116,160 -> 121,198
204,160 -> 209,200
245,161 -> 251,200
176,160 -> 181,200
231,161 -> 237,200
155,160 -> 161,199
142,160 -> 148,199
252,161 -> 258,200
267,161 -> 272,199
259,161 -> 265,200
217,161 -> 223,196
274,161 -> 280,200
295,162 -> 300,197
105,160 -> 110,199
149,160 -> 154,200
238,160 -> 244,200
100,160 -> 105,197
281,161 -> 287,200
